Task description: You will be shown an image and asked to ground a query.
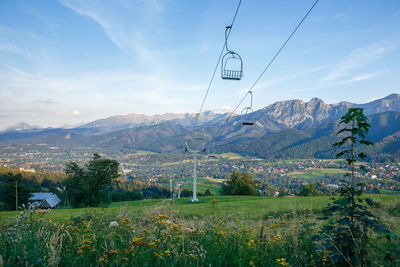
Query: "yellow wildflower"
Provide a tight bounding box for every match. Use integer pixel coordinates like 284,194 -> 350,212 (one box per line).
154,252 -> 163,260
109,250 -> 119,255
131,237 -> 146,246
152,214 -> 169,222
244,227 -> 253,232
276,258 -> 289,266
247,239 -> 256,249
273,234 -> 281,242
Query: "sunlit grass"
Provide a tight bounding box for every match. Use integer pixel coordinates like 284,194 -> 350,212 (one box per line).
1,195 -> 399,266
288,168 -> 348,179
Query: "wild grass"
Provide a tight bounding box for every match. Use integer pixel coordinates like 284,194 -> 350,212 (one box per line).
1,195 -> 399,266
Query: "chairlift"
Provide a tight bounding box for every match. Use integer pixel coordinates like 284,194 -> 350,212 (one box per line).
221,52 -> 243,80
185,134 -> 206,153
241,107 -> 254,126
221,26 -> 243,80
206,142 -> 218,159
241,91 -> 254,126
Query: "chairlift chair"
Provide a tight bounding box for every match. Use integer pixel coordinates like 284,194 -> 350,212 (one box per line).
185,135 -> 206,153
221,25 -> 243,80
206,142 -> 218,158
241,91 -> 254,126
241,107 -> 254,126
221,51 -> 243,80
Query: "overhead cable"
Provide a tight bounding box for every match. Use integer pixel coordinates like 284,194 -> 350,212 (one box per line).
208,0 -> 320,148
191,0 -> 243,134
221,0 -> 319,126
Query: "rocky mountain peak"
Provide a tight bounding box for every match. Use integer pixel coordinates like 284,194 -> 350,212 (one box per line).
382,93 -> 400,100
308,97 -> 324,104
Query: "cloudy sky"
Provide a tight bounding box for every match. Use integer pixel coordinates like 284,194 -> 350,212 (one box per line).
0,0 -> 399,128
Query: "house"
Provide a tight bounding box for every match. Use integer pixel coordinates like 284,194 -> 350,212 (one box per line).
29,192 -> 62,209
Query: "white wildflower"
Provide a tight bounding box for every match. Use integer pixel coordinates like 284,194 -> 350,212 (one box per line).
109,221 -> 118,228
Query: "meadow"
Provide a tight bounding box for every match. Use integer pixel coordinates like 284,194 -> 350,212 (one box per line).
1,195 -> 400,266
287,168 -> 347,180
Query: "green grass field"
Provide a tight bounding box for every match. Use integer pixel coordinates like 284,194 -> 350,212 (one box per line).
3,194 -> 399,224
134,150 -> 157,155
288,168 -> 348,179
219,152 -> 245,159
183,177 -> 224,195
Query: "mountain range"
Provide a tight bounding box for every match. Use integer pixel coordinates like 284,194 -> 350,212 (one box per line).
1,93 -> 400,160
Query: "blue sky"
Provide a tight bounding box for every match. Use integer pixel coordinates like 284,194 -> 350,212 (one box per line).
0,0 -> 399,128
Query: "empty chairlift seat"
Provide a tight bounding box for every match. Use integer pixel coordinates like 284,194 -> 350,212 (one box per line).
221,51 -> 243,80
241,91 -> 255,126
221,25 -> 243,80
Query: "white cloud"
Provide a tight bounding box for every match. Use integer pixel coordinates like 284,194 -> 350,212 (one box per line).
319,41 -> 397,86
0,65 -> 205,125
0,25 -> 15,35
235,88 -> 249,96
59,0 -> 164,69
0,43 -> 28,57
220,105 -> 232,112
210,105 -> 232,113
332,13 -> 345,20
336,71 -> 386,85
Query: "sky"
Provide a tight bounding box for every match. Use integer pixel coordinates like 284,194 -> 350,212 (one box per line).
0,0 -> 399,129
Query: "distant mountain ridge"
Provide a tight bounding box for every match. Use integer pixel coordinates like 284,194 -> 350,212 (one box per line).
1,122 -> 41,132
219,111 -> 400,160
1,94 -> 399,160
77,93 -> 400,132
3,94 -> 400,134
246,93 -> 400,131
77,111 -> 228,133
